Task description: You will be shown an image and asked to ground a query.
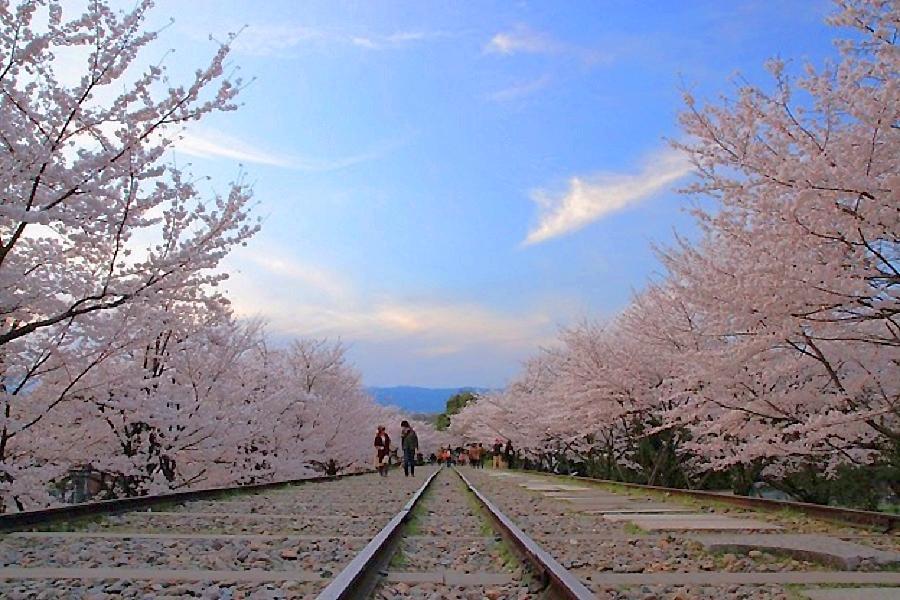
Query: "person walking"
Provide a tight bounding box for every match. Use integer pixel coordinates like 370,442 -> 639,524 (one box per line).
492,439 -> 503,469
400,420 -> 419,477
467,443 -> 478,468
504,440 -> 515,470
477,443 -> 486,468
374,426 -> 391,477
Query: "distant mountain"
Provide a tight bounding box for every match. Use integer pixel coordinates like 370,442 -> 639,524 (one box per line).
367,386 -> 490,414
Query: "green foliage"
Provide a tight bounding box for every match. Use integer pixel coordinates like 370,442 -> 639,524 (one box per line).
435,391 -> 477,431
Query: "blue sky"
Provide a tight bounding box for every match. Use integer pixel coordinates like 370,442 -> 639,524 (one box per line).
115,0 -> 837,387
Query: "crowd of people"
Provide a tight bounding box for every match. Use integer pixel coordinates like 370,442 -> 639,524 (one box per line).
428,440 -> 519,469
374,426 -> 519,476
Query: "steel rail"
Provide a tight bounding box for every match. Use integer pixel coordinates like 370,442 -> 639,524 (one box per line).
0,470 -> 374,532
316,468 -> 441,600
535,472 -> 900,533
455,468 -> 595,600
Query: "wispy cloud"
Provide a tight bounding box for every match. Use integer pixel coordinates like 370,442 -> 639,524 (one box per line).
484,24 -> 612,66
174,129 -> 400,172
233,25 -> 453,56
230,24 -> 326,56
523,148 -> 694,245
484,24 -> 558,55
226,250 -> 557,357
242,252 -> 350,302
176,130 -> 292,168
487,75 -> 551,102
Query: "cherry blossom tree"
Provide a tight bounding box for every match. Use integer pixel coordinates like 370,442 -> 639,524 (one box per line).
455,0 -> 898,503
662,0 -> 898,493
0,0 -> 257,509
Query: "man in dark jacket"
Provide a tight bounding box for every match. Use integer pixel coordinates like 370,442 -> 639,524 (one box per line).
504,440 -> 515,469
400,420 -> 419,476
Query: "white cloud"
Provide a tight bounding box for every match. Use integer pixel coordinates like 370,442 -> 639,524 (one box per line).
484,25 -> 557,55
225,250 -> 557,358
351,36 -> 380,49
241,252 -> 350,302
174,129 -> 398,172
233,25 -> 451,55
175,130 -> 291,168
523,148 -> 694,245
222,248 -> 577,385
483,25 -> 612,66
487,75 -> 551,102
231,24 -> 326,56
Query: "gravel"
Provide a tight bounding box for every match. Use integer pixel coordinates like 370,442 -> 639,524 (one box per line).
0,467 -> 435,598
458,469 -> 899,600
0,536 -> 365,573
0,578 -> 324,599
373,469 -> 530,598
376,582 -> 533,600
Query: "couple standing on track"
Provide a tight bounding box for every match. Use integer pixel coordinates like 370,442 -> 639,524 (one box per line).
373,420 -> 419,477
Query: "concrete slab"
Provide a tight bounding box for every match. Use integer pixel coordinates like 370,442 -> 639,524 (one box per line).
444,571 -> 516,586
545,494 -> 654,504
802,589 -> 900,600
605,513 -> 782,531
586,507 -> 695,515
0,567 -> 322,582
521,484 -> 589,492
385,572 -> 441,584
133,511 -> 376,520
541,492 -> 607,499
690,534 -> 900,570
578,571 -> 900,586
5,531 -> 369,541
385,571 -> 513,586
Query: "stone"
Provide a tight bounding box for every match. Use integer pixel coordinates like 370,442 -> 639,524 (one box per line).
609,514 -> 783,531
690,534 -> 900,570
801,589 -> 900,600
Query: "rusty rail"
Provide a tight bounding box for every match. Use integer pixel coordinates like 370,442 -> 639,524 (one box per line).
0,470 -> 374,532
531,472 -> 900,532
455,468 -> 595,600
315,468 -> 440,600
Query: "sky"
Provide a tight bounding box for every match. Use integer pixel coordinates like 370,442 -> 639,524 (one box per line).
104,0 -> 838,387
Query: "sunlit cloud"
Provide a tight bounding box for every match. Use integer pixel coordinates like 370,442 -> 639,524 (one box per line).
225,250 -> 558,356
523,148 -> 694,245
241,252 -> 351,302
487,75 -> 551,102
484,24 -> 612,66
484,24 -> 558,55
174,129 -> 399,172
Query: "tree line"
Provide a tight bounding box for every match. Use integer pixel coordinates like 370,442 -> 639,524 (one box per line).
0,1 -> 435,511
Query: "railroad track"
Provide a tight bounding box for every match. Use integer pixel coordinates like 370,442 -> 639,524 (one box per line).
322,466 -> 593,600
0,468 -> 434,598
0,466 -> 595,599
552,473 -> 900,533
0,465 -> 898,599
465,468 -> 900,600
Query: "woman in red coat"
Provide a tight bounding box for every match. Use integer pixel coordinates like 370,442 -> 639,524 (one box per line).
374,426 -> 391,476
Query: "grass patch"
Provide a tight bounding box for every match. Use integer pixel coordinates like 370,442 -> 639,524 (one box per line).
389,547 -> 408,568
622,522 -> 645,535
494,537 -> 521,572
25,512 -> 107,532
404,500 -> 426,536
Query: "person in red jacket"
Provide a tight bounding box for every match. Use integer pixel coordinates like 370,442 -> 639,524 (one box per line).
374,426 -> 391,476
